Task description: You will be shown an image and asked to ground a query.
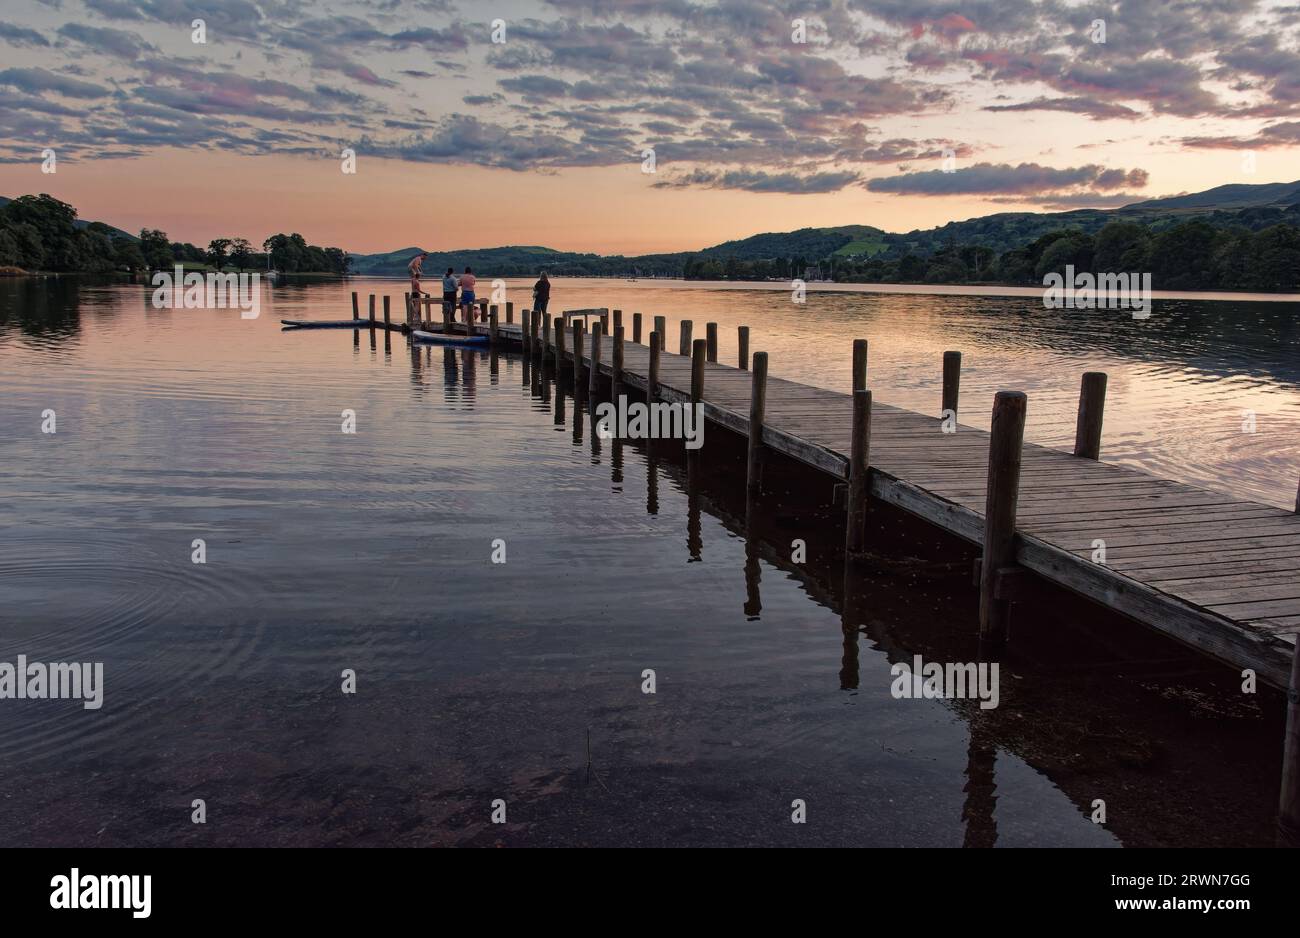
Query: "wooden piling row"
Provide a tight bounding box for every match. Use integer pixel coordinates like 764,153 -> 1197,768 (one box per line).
613,326 -> 624,392
1074,372 -> 1107,460
978,391 -> 1027,645
648,331 -> 661,399
590,323 -> 603,395
747,351 -> 768,494
942,351 -> 961,420
846,389 -> 873,554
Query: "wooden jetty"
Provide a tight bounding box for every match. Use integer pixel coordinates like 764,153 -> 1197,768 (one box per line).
347,291 -> 1300,842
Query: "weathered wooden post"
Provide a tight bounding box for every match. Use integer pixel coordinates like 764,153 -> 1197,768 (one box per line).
738,326 -> 750,370
691,338 -> 706,406
747,352 -> 768,494
489,305 -> 499,346
589,322 -> 603,395
613,309 -> 622,333
852,339 -> 868,392
352,291 -> 359,322
572,320 -> 584,389
506,301 -> 514,324
403,292 -> 411,324
1074,372 -> 1107,460
368,294 -> 376,326
942,351 -> 961,419
442,300 -> 452,336
654,316 -> 666,349
679,320 -> 693,356
846,389 -> 873,554
633,312 -> 643,344
979,391 -> 1027,645
522,310 -> 531,354
706,322 -> 718,362
648,331 -> 661,400
383,295 -> 391,329
1280,642 -> 1300,846
613,325 -> 624,393
555,313 -> 566,369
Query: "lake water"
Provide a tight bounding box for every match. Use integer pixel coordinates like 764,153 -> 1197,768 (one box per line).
0,274 -> 1293,847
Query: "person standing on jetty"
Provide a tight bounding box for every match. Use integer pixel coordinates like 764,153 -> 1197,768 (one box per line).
458,266 -> 477,323
532,270 -> 551,317
441,267 -> 458,321
408,251 -> 427,298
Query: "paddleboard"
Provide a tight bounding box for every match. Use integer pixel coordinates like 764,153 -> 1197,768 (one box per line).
281,319 -> 369,328
412,330 -> 490,346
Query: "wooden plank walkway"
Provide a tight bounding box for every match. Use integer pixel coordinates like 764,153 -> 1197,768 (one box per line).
433,314 -> 1299,689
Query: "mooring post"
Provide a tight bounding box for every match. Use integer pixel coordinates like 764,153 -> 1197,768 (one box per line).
1279,642 -> 1300,846
613,325 -> 624,393
852,339 -> 868,392
403,292 -> 411,324
979,391 -> 1028,645
506,301 -> 514,324
352,291 -> 359,322
613,309 -> 622,334
600,310 -> 610,334
368,294 -> 376,326
654,316 -> 666,350
738,326 -> 750,370
383,295 -> 391,328
442,300 -> 452,336
521,310 -> 531,353
555,314 -> 566,369
846,389 -> 873,554
706,322 -> 718,363
648,331 -> 661,400
633,312 -> 643,344
572,320 -> 584,389
747,352 -> 768,494
490,305 -> 499,346
691,338 -> 706,406
942,351 -> 961,419
589,322 -> 603,396
679,320 -> 693,356
1074,372 -> 1107,460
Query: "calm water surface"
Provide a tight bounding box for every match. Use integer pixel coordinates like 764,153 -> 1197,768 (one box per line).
0,276 -> 1293,847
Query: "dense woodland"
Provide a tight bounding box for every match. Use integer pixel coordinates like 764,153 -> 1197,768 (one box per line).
0,194 -> 349,275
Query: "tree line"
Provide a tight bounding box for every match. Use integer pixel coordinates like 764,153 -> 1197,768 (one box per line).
0,194 -> 350,275
686,219 -> 1300,293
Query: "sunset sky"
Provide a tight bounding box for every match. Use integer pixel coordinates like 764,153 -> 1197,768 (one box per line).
1,0 -> 1299,255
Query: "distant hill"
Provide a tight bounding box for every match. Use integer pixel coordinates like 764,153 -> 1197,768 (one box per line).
348,179 -> 1300,276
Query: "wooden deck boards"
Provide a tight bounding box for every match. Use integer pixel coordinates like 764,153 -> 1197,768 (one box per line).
475,319 -> 1299,686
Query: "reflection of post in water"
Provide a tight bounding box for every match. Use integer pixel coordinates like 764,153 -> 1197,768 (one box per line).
743,492 -> 762,619
490,346 -> 499,381
839,558 -> 866,691
646,436 -> 659,516
611,435 -> 624,490
686,454 -> 702,562
409,340 -> 423,390
961,721 -> 998,848
572,381 -> 584,447
461,348 -> 477,405
589,392 -> 601,463
554,376 -> 566,428
442,347 -> 458,402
